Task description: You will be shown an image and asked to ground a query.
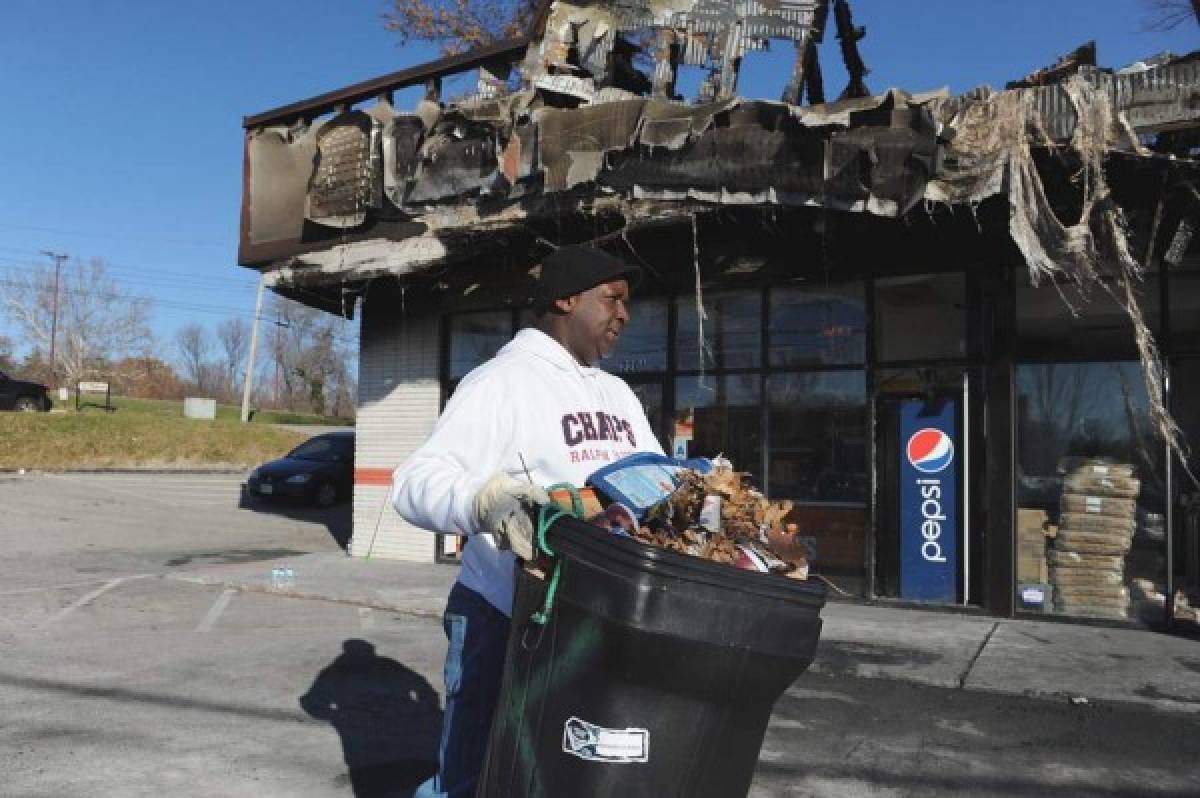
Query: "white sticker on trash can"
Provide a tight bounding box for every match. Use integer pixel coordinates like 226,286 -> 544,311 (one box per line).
562,716 -> 649,763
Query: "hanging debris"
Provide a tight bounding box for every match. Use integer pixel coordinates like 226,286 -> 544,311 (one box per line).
927,75 -> 1193,480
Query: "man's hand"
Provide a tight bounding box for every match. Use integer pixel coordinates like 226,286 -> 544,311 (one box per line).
472,473 -> 550,561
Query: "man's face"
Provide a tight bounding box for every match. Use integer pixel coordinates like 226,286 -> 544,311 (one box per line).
556,278 -> 631,366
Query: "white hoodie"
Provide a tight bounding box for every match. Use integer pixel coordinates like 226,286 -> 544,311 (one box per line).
391,327 -> 664,615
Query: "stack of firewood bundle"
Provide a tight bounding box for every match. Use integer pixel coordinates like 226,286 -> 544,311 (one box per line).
1050,457 -> 1138,619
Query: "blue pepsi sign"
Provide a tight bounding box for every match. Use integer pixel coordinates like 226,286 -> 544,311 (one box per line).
899,399 -> 959,602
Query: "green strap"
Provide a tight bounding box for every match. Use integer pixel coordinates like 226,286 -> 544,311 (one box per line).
529,501 -> 573,627
544,481 -> 586,519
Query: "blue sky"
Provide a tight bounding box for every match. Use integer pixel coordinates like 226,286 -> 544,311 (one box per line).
0,1 -> 1196,363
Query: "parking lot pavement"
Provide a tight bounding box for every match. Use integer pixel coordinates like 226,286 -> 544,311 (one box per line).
50,471 -> 253,508
5,472 -> 1200,797
0,472 -> 347,589
0,574 -> 447,797
0,471 -> 451,796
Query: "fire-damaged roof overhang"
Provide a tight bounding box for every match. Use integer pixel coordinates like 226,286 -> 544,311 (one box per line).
237,2 -> 1200,322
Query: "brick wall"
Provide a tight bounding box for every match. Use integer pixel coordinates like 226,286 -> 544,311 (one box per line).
349,287 -> 443,561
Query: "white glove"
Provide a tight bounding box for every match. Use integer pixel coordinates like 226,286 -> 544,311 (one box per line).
472,472 -> 550,561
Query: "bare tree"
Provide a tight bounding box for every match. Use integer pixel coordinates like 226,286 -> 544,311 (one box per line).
383,0 -> 537,53
109,356 -> 185,400
216,317 -> 251,398
175,323 -> 213,394
1142,0 -> 1200,30
2,257 -> 152,386
0,335 -> 13,373
264,294 -> 356,417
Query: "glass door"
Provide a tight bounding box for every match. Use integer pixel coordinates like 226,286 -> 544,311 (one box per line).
875,368 -> 973,604
1170,358 -> 1200,629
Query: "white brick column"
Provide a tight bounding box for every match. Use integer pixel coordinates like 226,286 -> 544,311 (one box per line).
349,292 -> 443,561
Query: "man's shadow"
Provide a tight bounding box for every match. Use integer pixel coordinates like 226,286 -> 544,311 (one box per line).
301,639 -> 442,797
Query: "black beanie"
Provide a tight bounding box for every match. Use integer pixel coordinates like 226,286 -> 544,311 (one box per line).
532,245 -> 641,306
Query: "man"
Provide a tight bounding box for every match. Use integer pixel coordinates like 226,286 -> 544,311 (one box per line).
391,244 -> 664,798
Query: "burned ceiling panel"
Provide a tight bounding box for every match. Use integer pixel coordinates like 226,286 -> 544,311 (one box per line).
306,111 -> 380,228
245,124 -> 317,246
239,0 -> 1200,307
242,87 -> 943,267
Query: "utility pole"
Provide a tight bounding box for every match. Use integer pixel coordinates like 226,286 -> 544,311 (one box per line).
240,275 -> 266,423
274,313 -> 282,409
39,251 -> 67,390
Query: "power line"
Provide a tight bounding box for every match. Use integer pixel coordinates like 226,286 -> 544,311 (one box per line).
0,266 -> 259,300
0,261 -> 258,298
39,250 -> 66,390
0,221 -> 230,250
0,276 -> 358,346
0,251 -> 259,291
0,276 -> 265,320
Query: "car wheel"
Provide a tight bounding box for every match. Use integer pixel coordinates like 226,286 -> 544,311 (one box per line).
14,396 -> 40,413
313,481 -> 338,508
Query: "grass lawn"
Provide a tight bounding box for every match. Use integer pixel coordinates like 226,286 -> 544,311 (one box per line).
0,396 -> 350,470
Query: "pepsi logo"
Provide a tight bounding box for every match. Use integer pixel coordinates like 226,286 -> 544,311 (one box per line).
906,428 -> 954,474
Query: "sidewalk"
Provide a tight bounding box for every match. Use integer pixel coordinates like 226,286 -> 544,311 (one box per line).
169,551 -> 1200,715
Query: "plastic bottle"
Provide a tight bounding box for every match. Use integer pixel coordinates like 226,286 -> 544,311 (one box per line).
271,566 -> 283,589
283,565 -> 295,588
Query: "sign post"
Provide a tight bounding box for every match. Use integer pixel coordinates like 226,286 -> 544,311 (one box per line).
899,399 -> 959,602
76,381 -> 114,413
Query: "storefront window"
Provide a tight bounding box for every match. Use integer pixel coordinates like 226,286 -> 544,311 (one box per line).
675,291 -> 762,372
448,311 -> 512,379
769,283 -> 865,367
674,374 -> 762,480
1017,274 -> 1161,358
1015,362 -> 1166,624
628,381 -> 665,450
1170,358 -> 1200,629
600,298 -> 668,374
767,371 -> 867,501
875,274 -> 966,361
766,371 -> 868,595
1169,272 -> 1200,355
1167,237 -> 1200,626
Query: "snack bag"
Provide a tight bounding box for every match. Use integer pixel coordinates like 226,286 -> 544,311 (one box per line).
585,453 -> 712,521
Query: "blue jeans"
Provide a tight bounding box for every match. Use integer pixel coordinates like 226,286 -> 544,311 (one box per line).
416,582 -> 511,798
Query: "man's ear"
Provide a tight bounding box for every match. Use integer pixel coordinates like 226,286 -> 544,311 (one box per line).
553,294 -> 579,314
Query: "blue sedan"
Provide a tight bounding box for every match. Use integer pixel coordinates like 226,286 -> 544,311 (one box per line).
245,430 -> 354,508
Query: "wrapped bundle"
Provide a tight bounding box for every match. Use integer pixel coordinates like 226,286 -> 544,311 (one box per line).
1050,457 -> 1139,619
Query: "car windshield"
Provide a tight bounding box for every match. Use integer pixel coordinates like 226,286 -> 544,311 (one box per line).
288,437 -> 348,462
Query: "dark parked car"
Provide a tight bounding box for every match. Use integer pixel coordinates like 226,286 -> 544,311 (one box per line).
0,370 -> 52,412
245,430 -> 354,508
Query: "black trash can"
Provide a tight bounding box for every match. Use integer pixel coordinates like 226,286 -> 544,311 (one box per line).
477,514 -> 826,798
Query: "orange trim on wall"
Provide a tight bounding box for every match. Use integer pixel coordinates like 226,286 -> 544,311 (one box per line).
354,468 -> 394,486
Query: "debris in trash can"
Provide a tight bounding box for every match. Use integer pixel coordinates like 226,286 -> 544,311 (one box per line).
590,463 -> 808,578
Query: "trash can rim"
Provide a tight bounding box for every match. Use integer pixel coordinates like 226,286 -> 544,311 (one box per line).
546,514 -> 828,608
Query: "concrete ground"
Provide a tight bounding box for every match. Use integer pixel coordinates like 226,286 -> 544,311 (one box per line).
2,472 -> 1199,797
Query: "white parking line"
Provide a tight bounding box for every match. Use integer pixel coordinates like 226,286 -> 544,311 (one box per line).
358,607 -> 375,631
41,576 -> 142,627
196,588 -> 237,633
43,474 -> 245,507
44,473 -> 178,508
77,484 -> 241,493
71,479 -> 243,488
1,577 -> 147,598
